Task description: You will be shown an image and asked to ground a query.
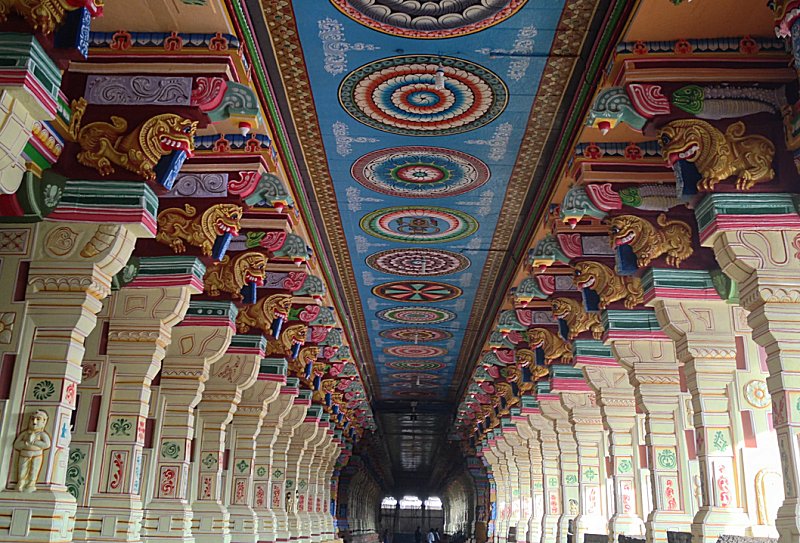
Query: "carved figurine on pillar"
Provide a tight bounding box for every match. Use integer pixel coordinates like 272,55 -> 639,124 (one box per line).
13,409 -> 51,492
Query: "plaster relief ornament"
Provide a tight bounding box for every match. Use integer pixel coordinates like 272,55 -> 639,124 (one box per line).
551,297 -> 604,340
330,0 -> 528,39
527,328 -> 573,364
73,110 -> 197,181
204,251 -> 267,302
659,119 -> 776,191
338,55 -> 508,136
573,260 -> 643,309
14,409 -> 51,492
236,294 -> 292,338
281,324 -> 308,358
156,203 -> 242,259
608,213 -> 694,268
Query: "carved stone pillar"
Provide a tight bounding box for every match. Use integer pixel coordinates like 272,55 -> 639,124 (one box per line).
0,192 -> 154,543
505,417 -> 533,543
607,310 -> 694,543
560,391 -> 607,540
646,268 -> 750,542
539,395 -> 578,543
305,418 -> 332,543
516,400 -> 543,543
528,412 -> 560,543
483,434 -> 508,542
294,412 -> 326,543
192,335 -> 262,543
227,359 -> 285,543
141,300 -> 237,543
316,435 -> 340,540
273,392 -> 311,542
497,427 -> 522,543
576,340 -> 646,539
253,377 -> 299,543
695,193 -> 800,542
74,257 -> 203,543
287,405 -> 322,542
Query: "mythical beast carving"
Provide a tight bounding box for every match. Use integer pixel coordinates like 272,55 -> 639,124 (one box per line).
156,203 -> 242,256
528,327 -> 573,364
659,119 -> 775,191
204,251 -> 267,300
74,112 -> 197,181
551,297 -> 604,340
573,260 -> 643,309
236,293 -> 292,336
608,213 -> 693,268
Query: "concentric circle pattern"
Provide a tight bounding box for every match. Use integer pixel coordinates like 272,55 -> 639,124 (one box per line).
339,55 -> 508,136
373,281 -> 462,303
392,389 -> 439,398
380,328 -> 453,342
389,380 -> 439,390
384,345 -> 448,358
367,248 -> 470,277
391,372 -> 441,381
386,360 -> 447,371
377,306 -> 456,324
361,206 -> 478,243
330,0 -> 529,39
352,147 -> 489,198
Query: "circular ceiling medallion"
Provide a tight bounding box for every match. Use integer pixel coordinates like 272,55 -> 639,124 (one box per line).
360,206 -> 478,244
373,281 -> 462,303
384,345 -> 448,358
392,389 -> 439,398
352,147 -> 489,198
391,372 -> 441,381
338,55 -> 508,136
380,328 -> 453,342
367,248 -> 470,277
329,0 -> 529,39
377,306 -> 456,324
386,360 -> 446,371
389,380 -> 439,389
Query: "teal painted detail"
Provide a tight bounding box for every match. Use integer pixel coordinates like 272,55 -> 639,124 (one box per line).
549,365 -> 584,380
260,358 -> 288,376
310,306 -> 337,327
0,170 -> 65,223
528,234 -> 570,267
641,268 -> 715,292
307,404 -> 323,419
513,278 -> 548,303
710,269 -> 738,304
285,376 -> 301,388
298,389 -> 313,401
243,173 -> 295,209
320,328 -> 344,348
497,310 -> 526,332
112,256 -> 140,291
0,33 -> 61,104
136,256 -> 206,281
560,185 -> 608,223
573,339 -> 612,359
207,81 -> 262,124
586,87 -> 647,131
520,396 -> 539,410
603,309 -> 661,333
185,300 -> 238,321
535,380 -> 552,394
488,332 -> 515,350
695,193 -> 800,233
230,334 -> 267,351
272,232 -> 307,260
295,274 -> 325,299
59,180 -> 159,221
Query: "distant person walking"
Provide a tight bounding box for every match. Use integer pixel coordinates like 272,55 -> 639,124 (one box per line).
383,529 -> 389,543
415,526 -> 422,543
427,528 -> 435,543
434,528 -> 441,543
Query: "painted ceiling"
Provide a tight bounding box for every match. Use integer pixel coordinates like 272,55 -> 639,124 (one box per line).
277,0 -> 571,402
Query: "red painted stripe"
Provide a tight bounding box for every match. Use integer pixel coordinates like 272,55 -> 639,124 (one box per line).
643,287 -> 721,304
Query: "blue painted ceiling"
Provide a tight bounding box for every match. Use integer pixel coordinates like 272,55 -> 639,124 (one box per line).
289,0 -> 566,401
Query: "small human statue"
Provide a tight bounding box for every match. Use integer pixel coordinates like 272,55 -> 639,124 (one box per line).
13,409 -> 51,492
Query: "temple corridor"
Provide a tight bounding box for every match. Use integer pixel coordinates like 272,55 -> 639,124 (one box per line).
0,1 -> 797,543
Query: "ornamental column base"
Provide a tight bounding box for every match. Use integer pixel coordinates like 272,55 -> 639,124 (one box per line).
0,490 -> 76,543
